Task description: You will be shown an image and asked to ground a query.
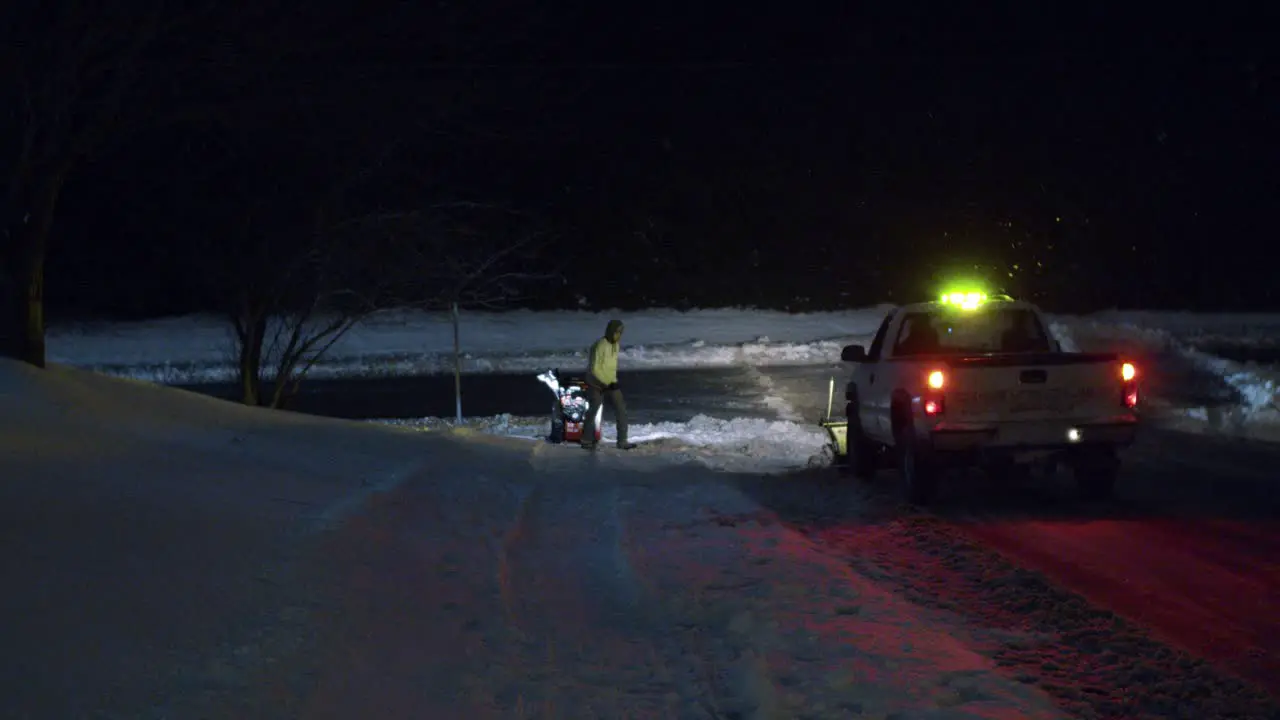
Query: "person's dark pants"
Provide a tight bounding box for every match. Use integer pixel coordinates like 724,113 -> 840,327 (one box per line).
582,382 -> 627,447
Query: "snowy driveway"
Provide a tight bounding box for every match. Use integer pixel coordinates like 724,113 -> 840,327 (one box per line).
201,437 -> 1070,719
169,421 -> 1280,720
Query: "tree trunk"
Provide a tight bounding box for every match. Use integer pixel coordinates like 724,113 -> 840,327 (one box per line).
22,257 -> 45,368
238,312 -> 268,406
269,372 -> 293,410
452,301 -> 462,423
0,254 -> 46,368
0,175 -> 63,368
270,346 -> 300,410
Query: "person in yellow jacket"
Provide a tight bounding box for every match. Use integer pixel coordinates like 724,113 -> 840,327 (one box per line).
581,318 -> 636,450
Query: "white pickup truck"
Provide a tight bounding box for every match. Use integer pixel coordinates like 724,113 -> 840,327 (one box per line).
835,294 -> 1139,504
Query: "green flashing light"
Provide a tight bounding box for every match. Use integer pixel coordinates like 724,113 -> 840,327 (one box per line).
939,291 -> 988,310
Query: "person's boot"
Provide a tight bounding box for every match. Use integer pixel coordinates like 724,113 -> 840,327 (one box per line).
616,440 -> 637,450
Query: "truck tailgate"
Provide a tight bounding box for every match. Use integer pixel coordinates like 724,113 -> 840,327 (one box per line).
942,353 -> 1127,423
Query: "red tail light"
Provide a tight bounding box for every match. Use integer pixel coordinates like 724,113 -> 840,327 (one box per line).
1119,360 -> 1139,408
920,369 -> 946,416
1122,382 -> 1139,408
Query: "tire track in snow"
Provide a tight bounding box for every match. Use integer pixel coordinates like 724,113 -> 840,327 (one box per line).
494,445 -> 724,716
753,371 -> 802,421
503,478 -> 641,631
746,364 -> 848,425
737,355 -> 803,422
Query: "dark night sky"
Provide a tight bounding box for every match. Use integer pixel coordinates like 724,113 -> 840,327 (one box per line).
26,3 -> 1280,319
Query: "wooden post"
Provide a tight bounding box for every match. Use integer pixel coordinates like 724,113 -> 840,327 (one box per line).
452,300 -> 462,424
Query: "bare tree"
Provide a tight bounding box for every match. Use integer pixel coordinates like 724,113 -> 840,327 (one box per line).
216,199 -> 557,414
199,128 -> 412,408
396,204 -> 562,422
225,211 -> 396,409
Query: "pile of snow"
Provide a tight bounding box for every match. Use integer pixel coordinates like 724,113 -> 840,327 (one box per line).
1046,320 -> 1081,352
377,413 -> 833,473
0,360 -> 450,717
1052,315 -> 1280,441
1168,350 -> 1280,440
47,306 -> 890,384
1183,351 -> 1280,412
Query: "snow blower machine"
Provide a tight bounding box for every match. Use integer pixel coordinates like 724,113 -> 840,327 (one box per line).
536,368 -> 604,444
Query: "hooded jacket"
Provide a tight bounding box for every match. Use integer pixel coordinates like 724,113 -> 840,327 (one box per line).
587,319 -> 623,386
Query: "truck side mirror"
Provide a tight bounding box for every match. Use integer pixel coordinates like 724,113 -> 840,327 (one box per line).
841,344 -> 867,362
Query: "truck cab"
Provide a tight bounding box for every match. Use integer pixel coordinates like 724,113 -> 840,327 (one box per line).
838,294 -> 1139,504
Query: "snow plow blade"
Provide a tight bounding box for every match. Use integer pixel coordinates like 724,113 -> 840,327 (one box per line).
820,419 -> 848,457
819,376 -> 848,457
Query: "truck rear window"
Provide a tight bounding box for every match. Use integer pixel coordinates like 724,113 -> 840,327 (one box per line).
893,308 -> 1053,356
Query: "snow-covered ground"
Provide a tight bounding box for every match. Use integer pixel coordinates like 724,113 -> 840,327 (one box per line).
0,359 -> 1069,718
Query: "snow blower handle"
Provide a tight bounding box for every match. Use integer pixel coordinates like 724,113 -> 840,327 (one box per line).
825,377 -> 834,422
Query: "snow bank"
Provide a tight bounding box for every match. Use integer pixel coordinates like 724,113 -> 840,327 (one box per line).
47,306 -> 890,384
1163,350 -> 1280,441
1051,315 -> 1280,442
0,359 -> 454,718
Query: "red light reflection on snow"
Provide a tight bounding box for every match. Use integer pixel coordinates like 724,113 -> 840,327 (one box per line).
627,512 -> 1061,718
956,516 -> 1280,696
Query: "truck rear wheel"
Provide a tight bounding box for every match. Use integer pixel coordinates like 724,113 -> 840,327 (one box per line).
898,431 -> 938,505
